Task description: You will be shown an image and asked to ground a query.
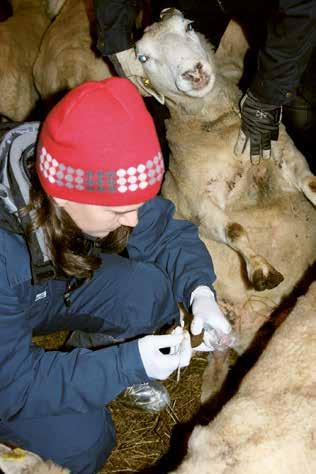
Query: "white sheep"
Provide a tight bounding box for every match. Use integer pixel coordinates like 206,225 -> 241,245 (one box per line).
33,0 -> 111,109
121,9 -> 316,399
169,281 -> 316,474
130,9 -> 316,289
0,0 -> 51,121
0,443 -> 69,473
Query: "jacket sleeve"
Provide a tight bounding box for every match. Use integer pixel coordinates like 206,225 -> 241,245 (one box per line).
127,197 -> 217,309
0,256 -> 149,421
250,0 -> 316,105
94,0 -> 138,55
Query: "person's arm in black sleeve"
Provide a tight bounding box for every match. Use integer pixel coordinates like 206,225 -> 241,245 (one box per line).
235,0 -> 316,163
94,0 -> 137,56
94,0 -> 144,79
251,0 -> 316,105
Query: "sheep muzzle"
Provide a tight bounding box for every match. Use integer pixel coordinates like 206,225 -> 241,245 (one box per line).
181,62 -> 211,90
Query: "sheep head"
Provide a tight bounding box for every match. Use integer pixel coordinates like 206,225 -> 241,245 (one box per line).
122,9 -> 249,108
133,8 -> 216,103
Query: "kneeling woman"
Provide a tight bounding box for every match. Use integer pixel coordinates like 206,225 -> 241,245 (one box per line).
0,77 -> 231,473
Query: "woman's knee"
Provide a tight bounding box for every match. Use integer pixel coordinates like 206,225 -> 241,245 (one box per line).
70,255 -> 180,336
0,409 -> 115,474
61,410 -> 115,473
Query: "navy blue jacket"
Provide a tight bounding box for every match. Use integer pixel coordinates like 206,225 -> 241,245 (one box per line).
0,123 -> 216,422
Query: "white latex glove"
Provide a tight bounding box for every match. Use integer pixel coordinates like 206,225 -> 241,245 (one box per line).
190,286 -> 235,352
138,333 -> 192,380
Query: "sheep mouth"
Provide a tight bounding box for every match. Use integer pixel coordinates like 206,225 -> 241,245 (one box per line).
191,74 -> 211,90
177,72 -> 214,97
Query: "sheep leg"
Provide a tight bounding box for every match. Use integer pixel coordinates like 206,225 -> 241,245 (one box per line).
290,172 -> 316,207
275,139 -> 316,206
199,203 -> 284,291
225,222 -> 284,291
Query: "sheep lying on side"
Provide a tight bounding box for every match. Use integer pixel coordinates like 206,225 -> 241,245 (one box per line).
0,443 -> 69,474
130,8 -> 316,290
121,9 -> 316,399
169,281 -> 316,474
0,0 -> 51,121
33,0 -> 111,109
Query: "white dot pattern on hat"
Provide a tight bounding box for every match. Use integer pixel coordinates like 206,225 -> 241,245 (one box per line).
115,152 -> 164,193
38,147 -> 164,194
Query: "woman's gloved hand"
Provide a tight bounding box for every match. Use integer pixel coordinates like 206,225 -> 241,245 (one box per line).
190,286 -> 235,352
234,90 -> 282,164
138,333 -> 192,380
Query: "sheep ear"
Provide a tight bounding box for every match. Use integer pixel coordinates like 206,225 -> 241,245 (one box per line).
134,77 -> 165,105
215,20 -> 249,84
115,49 -> 165,104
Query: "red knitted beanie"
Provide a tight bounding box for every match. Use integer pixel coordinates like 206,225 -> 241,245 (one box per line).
36,77 -> 164,206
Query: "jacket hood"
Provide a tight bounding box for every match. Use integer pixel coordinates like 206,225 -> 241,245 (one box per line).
0,122 -> 55,283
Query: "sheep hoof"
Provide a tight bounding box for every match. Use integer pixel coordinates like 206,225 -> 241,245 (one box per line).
252,267 -> 284,291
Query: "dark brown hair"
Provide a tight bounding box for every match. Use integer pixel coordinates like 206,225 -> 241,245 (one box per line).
26,164 -> 131,279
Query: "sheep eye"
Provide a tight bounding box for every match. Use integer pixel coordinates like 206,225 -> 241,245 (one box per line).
186,22 -> 194,32
138,54 -> 149,63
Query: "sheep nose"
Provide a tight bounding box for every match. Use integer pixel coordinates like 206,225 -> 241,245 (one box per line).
181,62 -> 204,82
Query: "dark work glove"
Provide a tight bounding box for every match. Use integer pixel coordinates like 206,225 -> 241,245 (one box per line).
94,0 -> 138,56
234,91 -> 282,164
